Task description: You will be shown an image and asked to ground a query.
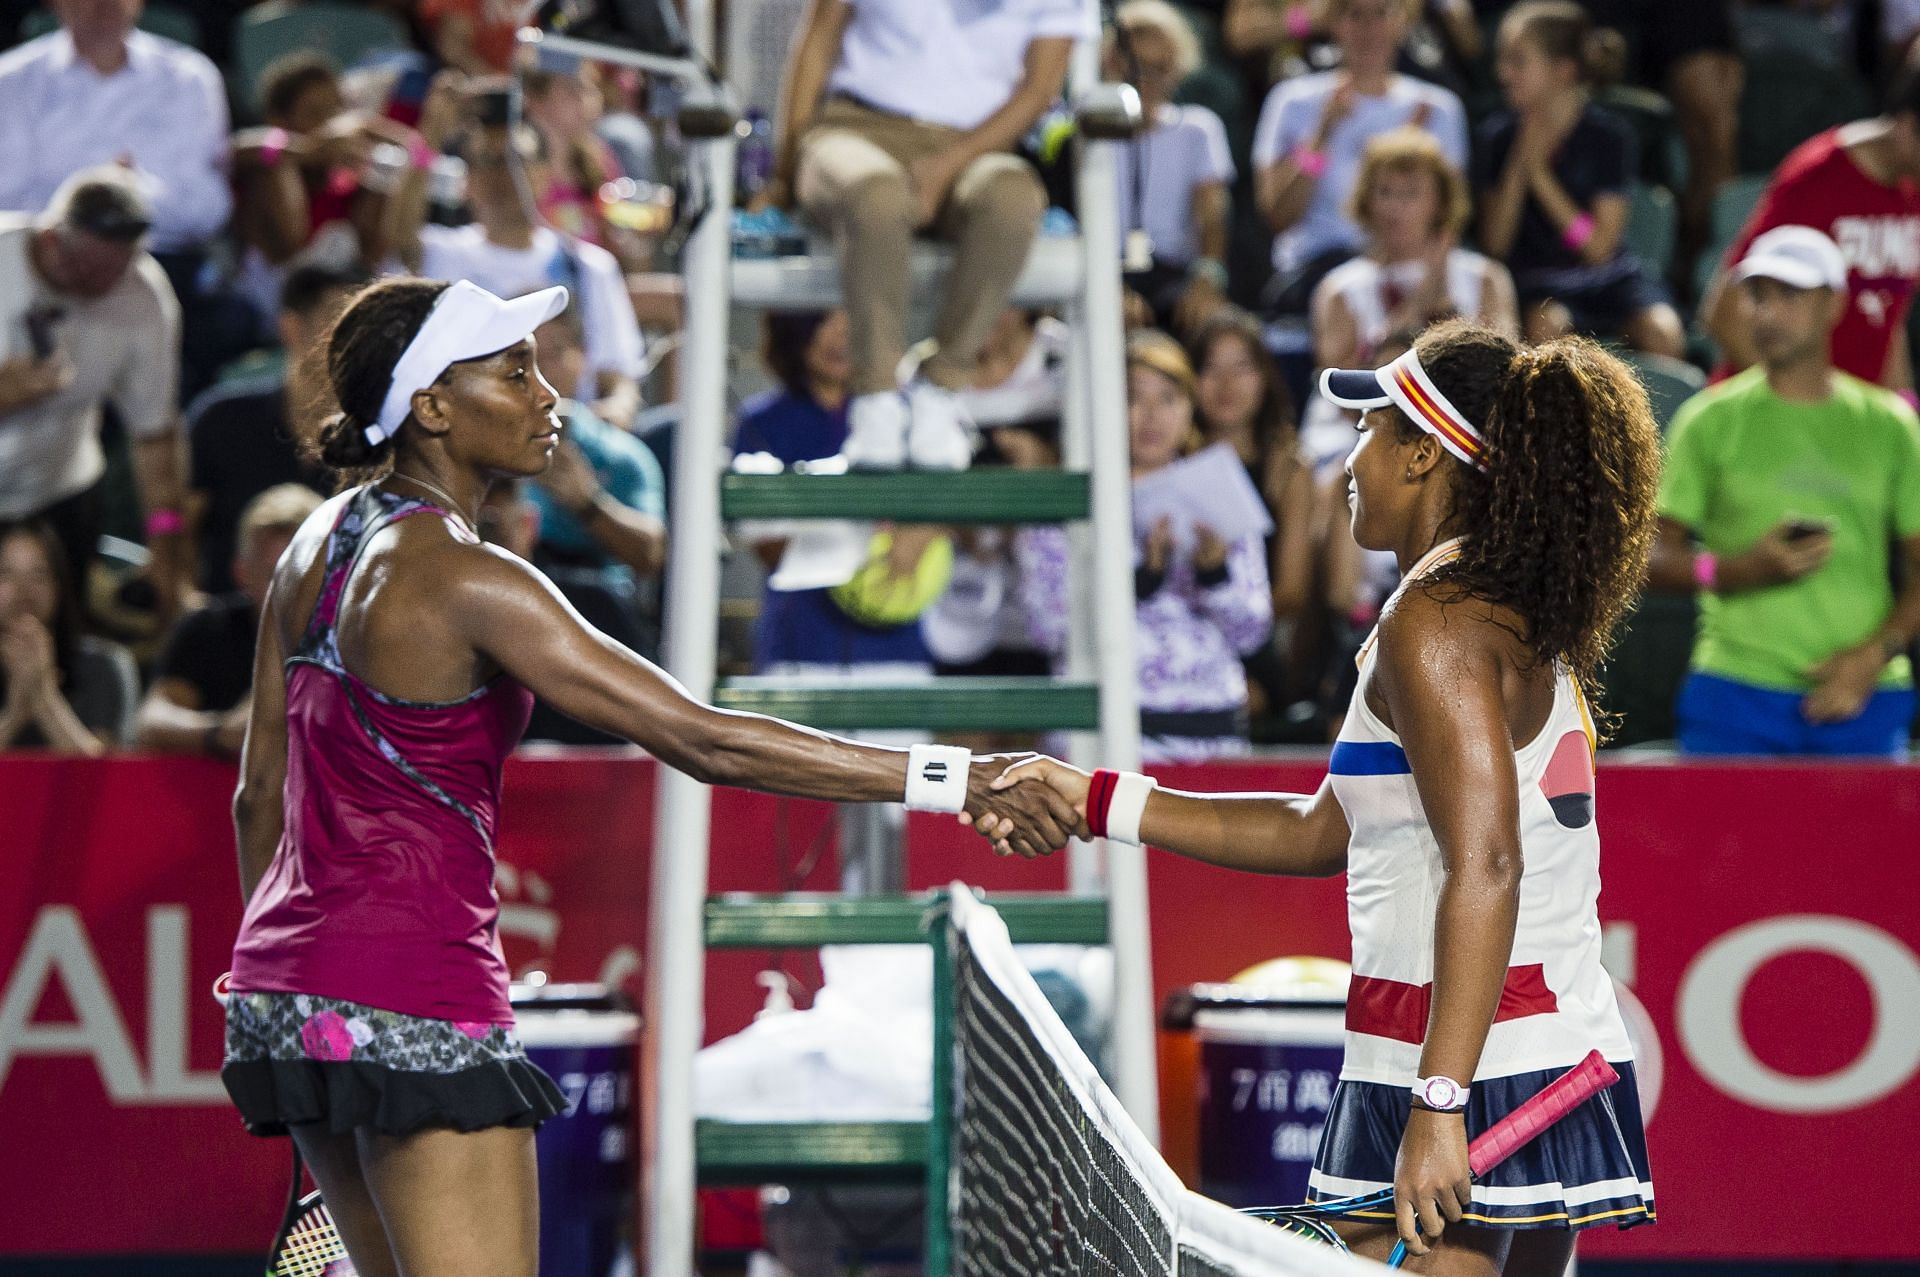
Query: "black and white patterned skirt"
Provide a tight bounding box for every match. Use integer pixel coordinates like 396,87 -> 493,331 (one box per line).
222,989 -> 567,1138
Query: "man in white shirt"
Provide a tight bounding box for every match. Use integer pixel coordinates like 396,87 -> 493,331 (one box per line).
0,0 -> 235,400
0,0 -> 231,254
769,0 -> 1086,471
1251,0 -> 1467,307
396,119 -> 646,431
0,168 -> 188,614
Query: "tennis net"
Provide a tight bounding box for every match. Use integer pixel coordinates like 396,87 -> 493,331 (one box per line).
945,889 -> 1381,1276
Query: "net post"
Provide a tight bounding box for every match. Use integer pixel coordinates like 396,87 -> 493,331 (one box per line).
925,887 -> 959,1277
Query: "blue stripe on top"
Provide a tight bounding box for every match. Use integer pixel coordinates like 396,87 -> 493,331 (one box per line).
1329,740 -> 1412,776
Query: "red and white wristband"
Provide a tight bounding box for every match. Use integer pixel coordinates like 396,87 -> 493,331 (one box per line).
1087,768 -> 1157,845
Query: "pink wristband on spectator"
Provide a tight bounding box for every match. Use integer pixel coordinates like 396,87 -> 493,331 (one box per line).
258,126 -> 291,166
146,509 -> 185,538
1693,551 -> 1718,593
407,136 -> 436,171
1293,147 -> 1328,178
1285,2 -> 1314,39
1563,212 -> 1596,252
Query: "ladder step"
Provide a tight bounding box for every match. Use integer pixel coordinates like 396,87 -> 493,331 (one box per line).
722,470 -> 1090,523
706,893 -> 1111,948
714,676 -> 1097,732
732,236 -> 1084,310
696,1119 -> 927,1183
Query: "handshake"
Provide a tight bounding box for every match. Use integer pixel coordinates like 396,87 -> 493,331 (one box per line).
952,754 -> 1097,859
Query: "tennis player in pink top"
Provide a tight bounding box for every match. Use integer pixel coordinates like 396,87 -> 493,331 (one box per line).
221,277 -> 1077,1277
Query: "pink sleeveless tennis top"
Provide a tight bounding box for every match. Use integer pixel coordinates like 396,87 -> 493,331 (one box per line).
230,486 -> 533,1024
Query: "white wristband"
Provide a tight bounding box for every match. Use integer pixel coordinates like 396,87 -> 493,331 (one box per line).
904,743 -> 972,814
1106,771 -> 1158,845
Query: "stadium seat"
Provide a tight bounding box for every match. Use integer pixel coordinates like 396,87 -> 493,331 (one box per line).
1693,174 -> 1771,301
1624,182 -> 1677,281
1619,348 -> 1705,432
1599,592 -> 1697,748
1737,48 -> 1870,176
1734,3 -> 1852,70
18,3 -> 200,46
232,1 -> 413,113
1597,85 -> 1684,192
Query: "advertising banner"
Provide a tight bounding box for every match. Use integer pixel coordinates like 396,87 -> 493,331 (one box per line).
2,756 -> 1915,1260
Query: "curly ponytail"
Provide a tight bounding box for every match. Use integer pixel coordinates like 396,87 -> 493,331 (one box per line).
1398,322 -> 1660,729
294,277 -> 450,483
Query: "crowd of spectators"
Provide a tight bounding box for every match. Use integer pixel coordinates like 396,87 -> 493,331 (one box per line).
1,0 -> 1915,761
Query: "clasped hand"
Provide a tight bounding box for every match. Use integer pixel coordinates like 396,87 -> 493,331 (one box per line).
956,755 -> 1095,856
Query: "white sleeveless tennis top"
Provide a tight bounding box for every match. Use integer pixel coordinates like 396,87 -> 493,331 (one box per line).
1329,539 -> 1634,1086
1321,249 -> 1493,360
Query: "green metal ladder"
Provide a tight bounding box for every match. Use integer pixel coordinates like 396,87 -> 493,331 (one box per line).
696,890 -> 1108,1277
641,21 -> 1157,1277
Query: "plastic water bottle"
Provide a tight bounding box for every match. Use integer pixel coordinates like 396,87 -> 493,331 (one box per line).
737,109 -> 775,202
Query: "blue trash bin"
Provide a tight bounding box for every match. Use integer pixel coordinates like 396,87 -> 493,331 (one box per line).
512,983 -> 639,1277
1185,959 -> 1349,1209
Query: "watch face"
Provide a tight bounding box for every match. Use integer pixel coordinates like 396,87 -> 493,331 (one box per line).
1422,1077 -> 1462,1109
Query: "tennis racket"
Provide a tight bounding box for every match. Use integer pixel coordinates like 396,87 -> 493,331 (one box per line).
267,1144 -> 357,1277
1243,1050 -> 1621,1263
214,973 -> 361,1277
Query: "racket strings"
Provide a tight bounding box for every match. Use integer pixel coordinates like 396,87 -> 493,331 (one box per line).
1242,1186 -> 1396,1252
274,1202 -> 352,1277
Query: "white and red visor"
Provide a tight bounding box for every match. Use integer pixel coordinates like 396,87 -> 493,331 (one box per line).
1320,347 -> 1488,472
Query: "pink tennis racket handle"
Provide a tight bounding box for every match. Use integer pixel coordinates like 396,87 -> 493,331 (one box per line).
1468,1050 -> 1618,1178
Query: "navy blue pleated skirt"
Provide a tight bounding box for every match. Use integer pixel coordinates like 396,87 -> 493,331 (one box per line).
1306,1061 -> 1655,1230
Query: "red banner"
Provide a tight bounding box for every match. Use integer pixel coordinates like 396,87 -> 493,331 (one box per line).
1,755 -> 1915,1260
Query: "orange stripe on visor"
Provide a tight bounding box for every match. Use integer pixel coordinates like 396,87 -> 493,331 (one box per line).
1391,363 -> 1486,470
1319,349 -> 1487,471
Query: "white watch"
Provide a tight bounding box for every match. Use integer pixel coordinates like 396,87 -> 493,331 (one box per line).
1412,1075 -> 1469,1112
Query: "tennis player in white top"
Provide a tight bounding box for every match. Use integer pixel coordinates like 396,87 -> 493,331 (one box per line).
992,320 -> 1661,1274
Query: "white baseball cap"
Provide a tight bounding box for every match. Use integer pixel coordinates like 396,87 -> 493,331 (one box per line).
1731,225 -> 1848,293
369,279 -> 571,446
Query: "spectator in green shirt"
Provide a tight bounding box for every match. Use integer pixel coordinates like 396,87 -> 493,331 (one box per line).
1649,226 -> 1920,756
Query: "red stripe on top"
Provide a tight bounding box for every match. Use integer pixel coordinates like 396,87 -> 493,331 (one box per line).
1346,964 -> 1560,1045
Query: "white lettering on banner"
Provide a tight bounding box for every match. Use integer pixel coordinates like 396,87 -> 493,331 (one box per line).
1271,1122 -> 1323,1160
144,906 -> 225,1102
0,905 -> 223,1103
1677,915 -> 1920,1114
0,906 -> 145,1100
1294,1069 -> 1336,1114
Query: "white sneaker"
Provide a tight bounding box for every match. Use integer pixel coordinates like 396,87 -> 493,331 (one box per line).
840,391 -> 909,471
905,380 -> 975,472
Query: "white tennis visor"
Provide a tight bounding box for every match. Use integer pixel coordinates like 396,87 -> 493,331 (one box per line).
1320,347 -> 1488,472
368,279 -> 572,446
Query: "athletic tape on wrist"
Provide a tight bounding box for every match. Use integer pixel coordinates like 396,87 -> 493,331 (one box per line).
1105,771 -> 1157,846
905,743 -> 971,814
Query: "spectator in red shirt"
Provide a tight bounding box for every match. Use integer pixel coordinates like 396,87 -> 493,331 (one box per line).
1703,67 -> 1920,392
422,0 -> 523,74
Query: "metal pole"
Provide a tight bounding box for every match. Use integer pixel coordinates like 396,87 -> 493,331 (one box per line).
683,0 -> 716,64
1058,299 -> 1104,899
644,129 -> 736,1277
1070,50 -> 1160,1138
